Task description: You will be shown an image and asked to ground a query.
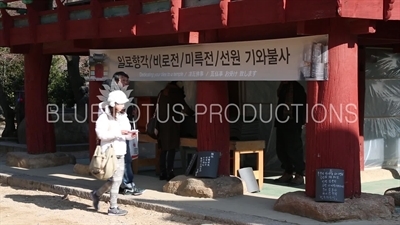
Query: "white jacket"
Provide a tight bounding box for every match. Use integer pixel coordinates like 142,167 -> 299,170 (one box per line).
95,102 -> 135,156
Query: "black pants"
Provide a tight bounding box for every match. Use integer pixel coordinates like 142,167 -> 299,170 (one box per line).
160,149 -> 176,172
276,125 -> 305,175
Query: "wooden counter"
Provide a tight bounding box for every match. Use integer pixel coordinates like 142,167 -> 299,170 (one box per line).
133,133 -> 265,189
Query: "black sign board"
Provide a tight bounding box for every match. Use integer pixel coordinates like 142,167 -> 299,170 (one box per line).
185,153 -> 198,176
194,151 -> 221,178
315,168 -> 345,203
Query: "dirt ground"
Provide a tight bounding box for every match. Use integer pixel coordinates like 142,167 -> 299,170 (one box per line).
0,120 -> 220,224
0,185 -> 222,225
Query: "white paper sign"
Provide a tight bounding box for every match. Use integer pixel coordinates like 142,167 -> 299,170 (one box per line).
90,34 -> 328,81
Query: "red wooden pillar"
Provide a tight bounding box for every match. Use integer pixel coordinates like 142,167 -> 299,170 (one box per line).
196,81 -> 230,176
305,18 -> 361,198
24,44 -> 55,154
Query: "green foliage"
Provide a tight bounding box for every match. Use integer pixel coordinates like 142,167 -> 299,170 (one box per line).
0,48 -> 24,106
48,56 -> 76,107
0,47 -> 77,108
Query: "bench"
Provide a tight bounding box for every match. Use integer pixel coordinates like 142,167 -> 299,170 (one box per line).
133,133 -> 265,189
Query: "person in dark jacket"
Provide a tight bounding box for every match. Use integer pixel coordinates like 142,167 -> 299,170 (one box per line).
157,81 -> 195,181
274,81 -> 307,185
101,72 -> 144,195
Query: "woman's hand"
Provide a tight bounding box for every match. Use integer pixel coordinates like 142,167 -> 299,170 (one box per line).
127,130 -> 138,138
121,130 -> 130,135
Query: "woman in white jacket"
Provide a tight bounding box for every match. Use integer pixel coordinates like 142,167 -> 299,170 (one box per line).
90,90 -> 137,216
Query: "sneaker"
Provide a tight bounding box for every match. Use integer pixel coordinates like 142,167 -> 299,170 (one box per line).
123,186 -> 145,196
90,191 -> 100,211
290,174 -> 304,186
274,172 -> 293,183
108,207 -> 128,216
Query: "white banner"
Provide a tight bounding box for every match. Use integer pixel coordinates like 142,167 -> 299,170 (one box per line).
90,34 -> 328,81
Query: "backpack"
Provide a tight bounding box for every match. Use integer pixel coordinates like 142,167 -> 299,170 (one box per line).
89,144 -> 117,180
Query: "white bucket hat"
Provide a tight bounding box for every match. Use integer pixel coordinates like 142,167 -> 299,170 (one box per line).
107,90 -> 129,107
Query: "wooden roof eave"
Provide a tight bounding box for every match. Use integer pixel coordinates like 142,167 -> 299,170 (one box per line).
358,20 -> 400,46
2,0 -> 400,51
337,0 -> 400,21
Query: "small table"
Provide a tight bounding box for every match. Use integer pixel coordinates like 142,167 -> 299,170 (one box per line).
133,134 -> 265,189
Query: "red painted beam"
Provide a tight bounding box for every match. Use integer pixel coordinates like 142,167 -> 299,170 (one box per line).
102,0 -> 132,8
0,9 -> 12,46
383,0 -> 395,21
297,19 -> 376,36
128,0 -> 141,36
66,20 -> 97,40
55,0 -> 68,41
359,20 -> 400,41
42,40 -> 89,55
98,17 -> 135,38
178,32 -> 199,44
37,23 -> 64,43
73,39 -> 102,49
389,0 -> 400,20
73,33 -> 182,50
218,23 -> 298,42
228,0 -> 284,27
286,0 -> 337,22
179,4 -> 224,32
26,6 -> 39,43
358,38 -> 400,45
338,0 -> 383,20
297,19 -> 330,35
134,12 -> 175,36
9,44 -> 31,54
90,0 -> 102,37
0,30 -> 4,47
10,27 -> 33,45
171,0 -> 182,31
348,19 -> 376,35
61,3 -> 96,39
220,0 -> 230,26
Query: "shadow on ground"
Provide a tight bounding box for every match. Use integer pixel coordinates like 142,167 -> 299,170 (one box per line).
4,189 -> 93,212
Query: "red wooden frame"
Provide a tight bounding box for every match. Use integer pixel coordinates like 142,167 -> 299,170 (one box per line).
0,0 -> 399,53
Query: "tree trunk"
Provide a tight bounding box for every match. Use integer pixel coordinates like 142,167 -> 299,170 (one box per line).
24,44 -> 55,154
64,55 -> 86,120
305,18 -> 361,198
196,81 -> 230,176
0,81 -> 15,137
64,55 -> 84,103
89,81 -> 103,158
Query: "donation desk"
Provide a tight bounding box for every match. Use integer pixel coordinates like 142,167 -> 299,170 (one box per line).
133,133 -> 265,189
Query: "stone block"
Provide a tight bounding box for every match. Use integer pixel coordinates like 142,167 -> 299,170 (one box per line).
163,175 -> 244,198
6,152 -> 75,169
73,164 -> 91,176
274,191 -> 395,222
